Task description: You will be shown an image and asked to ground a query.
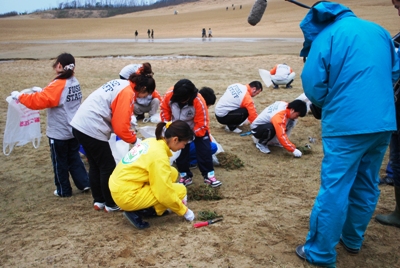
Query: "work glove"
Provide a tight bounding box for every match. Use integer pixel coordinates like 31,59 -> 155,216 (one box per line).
11,91 -> 21,100
31,86 -> 43,92
293,149 -> 302,158
132,137 -> 142,145
184,208 -> 195,221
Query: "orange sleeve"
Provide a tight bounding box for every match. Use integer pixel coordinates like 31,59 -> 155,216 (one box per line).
193,94 -> 209,137
240,92 -> 258,123
19,79 -> 66,110
270,111 -> 296,152
290,67 -> 293,73
270,65 -> 277,75
152,90 -> 162,102
110,87 -> 137,144
160,89 -> 173,122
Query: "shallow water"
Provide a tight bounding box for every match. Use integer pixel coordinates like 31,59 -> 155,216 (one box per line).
0,37 -> 303,44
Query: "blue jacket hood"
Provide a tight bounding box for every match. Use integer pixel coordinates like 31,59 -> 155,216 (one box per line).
299,2 -> 355,57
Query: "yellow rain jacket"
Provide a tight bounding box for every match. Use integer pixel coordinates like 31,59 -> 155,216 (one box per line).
109,138 -> 187,216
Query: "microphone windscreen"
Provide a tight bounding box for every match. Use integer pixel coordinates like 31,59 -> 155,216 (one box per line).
248,0 -> 267,26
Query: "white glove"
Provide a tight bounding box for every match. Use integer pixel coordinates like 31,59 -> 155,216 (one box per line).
293,149 -> 302,158
132,138 -> 142,145
11,91 -> 21,100
184,208 -> 195,221
31,86 -> 43,92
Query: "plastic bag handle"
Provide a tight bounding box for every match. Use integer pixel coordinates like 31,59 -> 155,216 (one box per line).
32,138 -> 41,149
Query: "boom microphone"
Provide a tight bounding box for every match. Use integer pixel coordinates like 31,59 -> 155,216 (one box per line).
247,0 -> 267,26
285,0 -> 311,9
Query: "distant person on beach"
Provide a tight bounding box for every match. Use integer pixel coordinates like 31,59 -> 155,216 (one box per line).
250,99 -> 307,156
147,29 -> 150,38
202,28 -> 206,38
208,28 -> 213,38
10,53 -> 90,197
215,81 -> 263,134
109,120 -> 196,230
135,30 -> 138,39
270,63 -> 296,89
151,29 -> 154,39
119,63 -> 162,122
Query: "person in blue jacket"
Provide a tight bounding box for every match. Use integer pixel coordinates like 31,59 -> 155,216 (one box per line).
294,2 -> 400,267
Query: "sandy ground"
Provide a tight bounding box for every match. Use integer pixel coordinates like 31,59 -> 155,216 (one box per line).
0,0 -> 400,267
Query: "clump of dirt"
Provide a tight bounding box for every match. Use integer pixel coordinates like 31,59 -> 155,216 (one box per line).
187,184 -> 223,201
216,152 -> 244,170
297,144 -> 312,155
197,210 -> 223,221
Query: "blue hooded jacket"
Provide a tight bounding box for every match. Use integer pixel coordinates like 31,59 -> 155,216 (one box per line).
300,2 -> 400,137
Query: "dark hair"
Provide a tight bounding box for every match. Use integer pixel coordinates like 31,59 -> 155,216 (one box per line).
155,120 -> 194,141
249,81 -> 263,92
199,87 -> 216,106
53,53 -> 75,80
288,99 -> 307,117
170,79 -> 198,105
128,63 -> 155,94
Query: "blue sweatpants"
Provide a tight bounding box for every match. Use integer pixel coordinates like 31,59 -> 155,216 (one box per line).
304,132 -> 391,265
189,142 -> 218,166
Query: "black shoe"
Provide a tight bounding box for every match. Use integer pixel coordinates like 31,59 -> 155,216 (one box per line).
379,176 -> 394,186
123,211 -> 150,229
136,114 -> 145,120
339,238 -> 360,255
136,207 -> 170,218
273,85 -> 279,89
285,85 -> 293,89
295,244 -> 306,260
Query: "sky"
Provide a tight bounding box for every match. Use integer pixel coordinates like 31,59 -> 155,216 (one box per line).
0,0 -> 158,14
0,0 -> 62,14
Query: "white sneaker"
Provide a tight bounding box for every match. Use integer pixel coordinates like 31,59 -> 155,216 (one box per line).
104,205 -> 121,212
251,135 -> 259,144
94,202 -> 105,211
225,125 -> 242,133
204,171 -> 222,188
256,143 -> 270,154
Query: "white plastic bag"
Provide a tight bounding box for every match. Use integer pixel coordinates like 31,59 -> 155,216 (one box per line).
3,91 -> 42,156
258,69 -> 273,87
138,126 -> 156,139
150,113 -> 161,123
210,134 -> 224,154
109,134 -> 130,164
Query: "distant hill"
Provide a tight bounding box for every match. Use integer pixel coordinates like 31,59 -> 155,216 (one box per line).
1,0 -> 198,19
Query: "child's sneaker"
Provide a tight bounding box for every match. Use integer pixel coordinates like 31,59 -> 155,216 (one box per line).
204,171 -> 222,188
225,125 -> 242,134
178,172 -> 193,186
94,202 -> 105,211
256,142 -> 271,154
104,205 -> 121,212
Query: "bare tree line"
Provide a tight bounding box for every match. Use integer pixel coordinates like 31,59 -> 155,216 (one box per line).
56,0 -> 189,10
0,0 -> 195,17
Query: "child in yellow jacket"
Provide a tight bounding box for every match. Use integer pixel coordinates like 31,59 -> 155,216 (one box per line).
109,120 -> 196,229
